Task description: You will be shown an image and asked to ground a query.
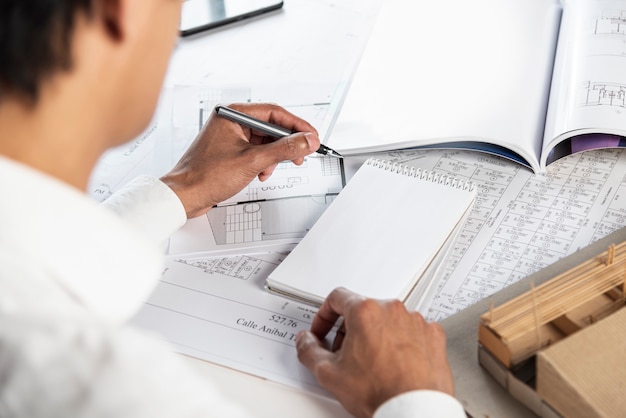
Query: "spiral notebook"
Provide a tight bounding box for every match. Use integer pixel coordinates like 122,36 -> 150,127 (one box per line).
266,158 -> 476,310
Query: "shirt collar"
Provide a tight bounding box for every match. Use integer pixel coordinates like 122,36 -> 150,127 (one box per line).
0,156 -> 163,324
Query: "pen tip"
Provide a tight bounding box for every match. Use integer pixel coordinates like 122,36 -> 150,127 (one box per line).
316,144 -> 343,158
327,149 -> 343,158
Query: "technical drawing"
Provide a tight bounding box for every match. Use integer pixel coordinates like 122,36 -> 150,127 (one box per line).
207,195 -> 335,245
583,81 -> 626,108
594,9 -> 626,36
174,254 -> 272,280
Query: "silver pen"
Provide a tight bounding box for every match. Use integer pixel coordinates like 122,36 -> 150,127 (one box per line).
214,105 -> 343,158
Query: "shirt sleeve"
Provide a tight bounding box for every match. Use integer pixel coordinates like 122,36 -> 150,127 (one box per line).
374,390 -> 466,418
101,176 -> 187,245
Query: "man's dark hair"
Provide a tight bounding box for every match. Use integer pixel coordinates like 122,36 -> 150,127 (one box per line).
0,0 -> 94,103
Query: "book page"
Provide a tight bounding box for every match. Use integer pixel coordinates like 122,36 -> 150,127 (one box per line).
542,0 -> 626,167
327,0 -> 562,173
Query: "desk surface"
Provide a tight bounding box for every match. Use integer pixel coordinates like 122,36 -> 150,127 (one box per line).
107,1 -> 626,416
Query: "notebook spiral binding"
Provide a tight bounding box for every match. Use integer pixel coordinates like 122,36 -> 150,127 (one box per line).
366,158 -> 476,192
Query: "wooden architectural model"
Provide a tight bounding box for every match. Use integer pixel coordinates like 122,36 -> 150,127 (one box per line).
478,243 -> 626,417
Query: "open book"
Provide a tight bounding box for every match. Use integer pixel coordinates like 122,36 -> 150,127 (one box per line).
326,0 -> 626,173
265,158 -> 476,310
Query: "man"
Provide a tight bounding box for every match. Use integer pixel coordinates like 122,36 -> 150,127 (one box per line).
0,1 -> 465,417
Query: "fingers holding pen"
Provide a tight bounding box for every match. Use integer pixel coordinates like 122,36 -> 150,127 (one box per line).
255,132 -> 320,181
160,102 -> 320,218
225,102 -> 319,139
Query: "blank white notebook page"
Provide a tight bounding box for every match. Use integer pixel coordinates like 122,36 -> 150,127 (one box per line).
266,158 -> 476,305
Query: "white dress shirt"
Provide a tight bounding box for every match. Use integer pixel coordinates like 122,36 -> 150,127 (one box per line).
0,156 -> 465,417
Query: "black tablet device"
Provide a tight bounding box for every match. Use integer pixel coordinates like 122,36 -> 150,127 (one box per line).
180,0 -> 284,37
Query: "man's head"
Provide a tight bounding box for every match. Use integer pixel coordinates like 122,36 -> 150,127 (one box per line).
0,0 -> 94,104
0,0 -> 181,141
0,0 -> 182,189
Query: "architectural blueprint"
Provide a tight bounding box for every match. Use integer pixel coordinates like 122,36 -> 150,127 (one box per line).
169,193 -> 338,255
581,6 -> 626,108
217,156 -> 343,205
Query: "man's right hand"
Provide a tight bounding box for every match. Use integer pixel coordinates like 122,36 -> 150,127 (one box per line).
160,103 -> 320,218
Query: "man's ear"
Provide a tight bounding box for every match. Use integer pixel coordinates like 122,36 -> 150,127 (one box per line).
100,0 -> 123,40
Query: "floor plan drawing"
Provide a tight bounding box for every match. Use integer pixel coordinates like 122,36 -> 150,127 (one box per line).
583,81 -> 626,107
